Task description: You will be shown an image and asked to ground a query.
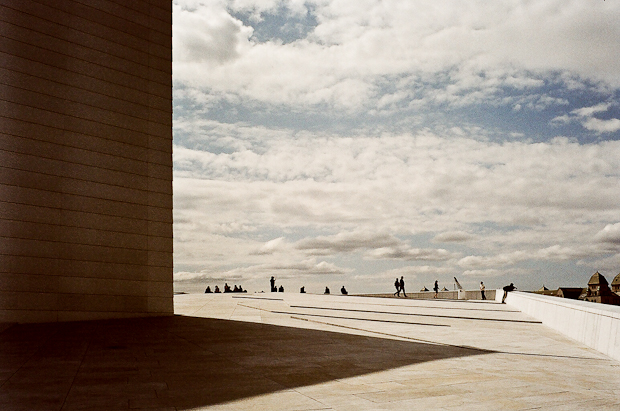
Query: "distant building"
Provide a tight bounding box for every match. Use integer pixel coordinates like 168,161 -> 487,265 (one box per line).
535,285 -> 557,296
581,272 -> 620,306
557,287 -> 584,300
611,273 -> 620,296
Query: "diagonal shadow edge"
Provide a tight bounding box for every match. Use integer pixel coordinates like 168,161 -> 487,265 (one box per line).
0,314 -> 496,410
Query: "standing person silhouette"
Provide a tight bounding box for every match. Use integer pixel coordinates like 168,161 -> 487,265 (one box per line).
270,276 -> 276,292
433,280 -> 439,298
399,276 -> 407,297
394,277 -> 401,296
480,281 -> 486,300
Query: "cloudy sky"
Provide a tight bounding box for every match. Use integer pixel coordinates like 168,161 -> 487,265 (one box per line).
172,0 -> 620,294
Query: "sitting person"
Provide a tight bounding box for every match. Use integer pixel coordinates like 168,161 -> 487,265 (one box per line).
224,283 -> 231,293
204,286 -> 212,293
214,285 -> 221,293
300,286 -> 305,293
278,285 -> 284,292
233,285 -> 239,292
238,285 -> 245,293
341,286 -> 348,295
324,286 -> 330,294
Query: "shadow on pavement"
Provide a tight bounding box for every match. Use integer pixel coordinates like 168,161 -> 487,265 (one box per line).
0,315 -> 493,410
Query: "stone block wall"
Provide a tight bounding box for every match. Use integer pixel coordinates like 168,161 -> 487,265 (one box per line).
0,0 -> 173,322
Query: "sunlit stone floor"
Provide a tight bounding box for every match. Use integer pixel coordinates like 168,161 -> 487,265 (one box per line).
1,293 -> 619,410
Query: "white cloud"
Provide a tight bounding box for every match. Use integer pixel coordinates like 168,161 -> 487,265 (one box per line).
595,223 -> 620,245
295,232 -> 400,254
171,0 -> 620,292
458,252 -> 529,269
175,271 -> 244,282
368,246 -> 457,262
535,245 -> 591,261
581,117 -> 620,133
552,103 -> 620,134
461,269 -> 504,278
433,231 -> 474,243
366,265 -> 455,281
174,130 -> 620,283
251,237 -> 289,255
173,0 -> 620,110
572,103 -> 611,117
220,259 -> 351,277
173,4 -> 252,65
587,254 -> 620,275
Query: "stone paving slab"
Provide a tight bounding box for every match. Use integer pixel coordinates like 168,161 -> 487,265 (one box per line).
1,293 -> 619,410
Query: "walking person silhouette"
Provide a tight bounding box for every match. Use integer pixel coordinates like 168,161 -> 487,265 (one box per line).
394,277 -> 401,296
399,276 -> 407,297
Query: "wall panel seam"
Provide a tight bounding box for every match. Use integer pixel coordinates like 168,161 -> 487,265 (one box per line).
30,0 -> 172,37
0,85 -> 171,131
0,119 -> 172,161
0,183 -> 172,211
0,148 -> 172,188
69,0 -> 171,36
0,4 -> 170,64
0,62 -> 171,112
0,165 -> 173,199
0,217 -> 172,240
0,235 -> 162,253
0,51 -> 171,108
0,250 -> 172,267
0,77 -> 171,126
0,198 -> 172,223
0,281 -> 170,288
0,136 -> 172,178
0,35 -> 171,88
0,108 -> 173,159
29,0 -> 172,40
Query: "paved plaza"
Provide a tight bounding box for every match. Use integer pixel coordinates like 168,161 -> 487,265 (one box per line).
1,293 -> 620,410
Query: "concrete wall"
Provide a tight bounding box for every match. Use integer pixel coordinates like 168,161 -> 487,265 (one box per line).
0,0 -> 173,322
499,291 -> 620,362
400,291 -> 459,300
458,289 -> 496,300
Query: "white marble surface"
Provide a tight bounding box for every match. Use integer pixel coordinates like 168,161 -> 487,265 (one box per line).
498,290 -> 620,362
174,293 -> 619,410
2,293 -> 619,410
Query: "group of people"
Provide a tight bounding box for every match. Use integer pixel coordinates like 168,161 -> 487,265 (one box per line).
393,276 -> 407,297
323,286 -> 348,295
204,283 -> 246,293
393,277 -> 447,298
392,278 -> 516,302
270,276 -> 285,292
206,276 -> 517,302
270,277 -> 348,295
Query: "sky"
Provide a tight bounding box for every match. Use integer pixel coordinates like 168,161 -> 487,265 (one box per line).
171,0 -> 620,294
